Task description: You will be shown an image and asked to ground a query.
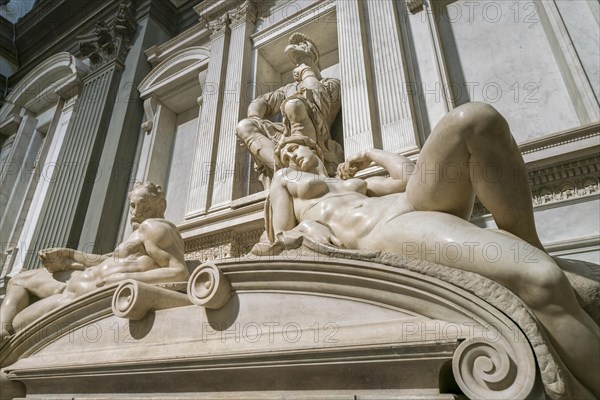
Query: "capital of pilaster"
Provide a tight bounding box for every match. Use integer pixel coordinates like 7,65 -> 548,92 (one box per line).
228,0 -> 257,28
407,0 -> 424,14
206,13 -> 230,39
76,0 -> 138,70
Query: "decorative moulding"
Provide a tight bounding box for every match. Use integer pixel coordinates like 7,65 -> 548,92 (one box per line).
520,122 -> 599,153
0,52 -> 88,124
138,46 -> 210,100
1,253 -> 591,398
112,280 -> 190,320
145,24 -> 211,67
251,0 -> 336,49
187,262 -> 233,309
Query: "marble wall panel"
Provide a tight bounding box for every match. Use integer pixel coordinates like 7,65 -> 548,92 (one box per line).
164,107 -> 199,225
437,0 -> 580,141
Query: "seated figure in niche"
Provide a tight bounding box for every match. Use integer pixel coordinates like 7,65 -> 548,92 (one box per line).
257,102 -> 600,397
0,182 -> 189,341
236,32 -> 344,182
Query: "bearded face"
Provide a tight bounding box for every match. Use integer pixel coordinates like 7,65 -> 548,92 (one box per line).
128,187 -> 164,229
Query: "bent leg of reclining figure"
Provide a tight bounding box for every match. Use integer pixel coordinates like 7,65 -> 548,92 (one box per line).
11,292 -> 75,332
375,212 -> 600,397
407,102 -> 543,249
0,269 -> 66,339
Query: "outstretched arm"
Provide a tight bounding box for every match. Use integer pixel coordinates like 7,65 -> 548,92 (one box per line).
338,148 -> 415,196
39,248 -> 111,273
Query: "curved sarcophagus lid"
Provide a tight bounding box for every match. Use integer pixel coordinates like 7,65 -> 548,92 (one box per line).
0,252 -> 593,400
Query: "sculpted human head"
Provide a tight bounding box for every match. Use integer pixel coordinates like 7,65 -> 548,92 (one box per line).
128,181 -> 166,229
284,32 -> 320,68
274,135 -> 327,175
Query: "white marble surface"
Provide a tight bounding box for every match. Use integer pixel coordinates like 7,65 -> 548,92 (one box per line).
164,107 -> 199,225
555,0 -> 600,102
437,0 -> 581,141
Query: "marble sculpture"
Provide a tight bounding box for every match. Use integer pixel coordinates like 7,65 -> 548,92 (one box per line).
236,32 -> 344,180
0,182 -> 189,341
254,101 -> 600,397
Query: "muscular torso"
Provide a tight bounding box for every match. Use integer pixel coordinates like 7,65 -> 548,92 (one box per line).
283,170 -> 415,249
65,219 -> 172,296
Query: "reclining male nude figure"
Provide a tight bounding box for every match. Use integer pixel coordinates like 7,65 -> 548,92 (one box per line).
0,181 -> 189,341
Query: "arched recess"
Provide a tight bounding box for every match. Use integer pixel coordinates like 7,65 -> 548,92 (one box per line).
0,52 -> 89,279
120,46 -> 209,239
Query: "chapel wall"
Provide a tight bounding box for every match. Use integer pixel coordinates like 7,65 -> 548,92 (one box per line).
0,0 -> 598,290
134,0 -> 598,264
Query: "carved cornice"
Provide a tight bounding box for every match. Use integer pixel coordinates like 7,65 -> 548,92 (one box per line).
519,122 -> 600,155
77,0 -> 138,69
251,0 -> 336,49
472,155 -> 600,217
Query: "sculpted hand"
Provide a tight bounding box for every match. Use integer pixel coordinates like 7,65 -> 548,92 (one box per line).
338,150 -> 371,179
39,248 -> 84,273
251,240 -> 285,256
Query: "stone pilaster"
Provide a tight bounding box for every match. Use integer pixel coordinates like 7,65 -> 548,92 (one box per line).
209,0 -> 257,209
0,112 -> 37,270
365,0 -> 419,153
7,97 -> 77,276
0,112 -> 37,218
336,0 -> 380,156
22,2 -> 137,269
185,14 -> 231,218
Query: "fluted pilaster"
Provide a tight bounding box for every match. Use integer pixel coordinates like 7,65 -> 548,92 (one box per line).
337,0 -> 380,156
185,14 -> 231,217
366,0 -> 419,152
0,113 -> 37,218
23,63 -> 123,269
210,1 -> 256,209
7,97 -> 77,275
